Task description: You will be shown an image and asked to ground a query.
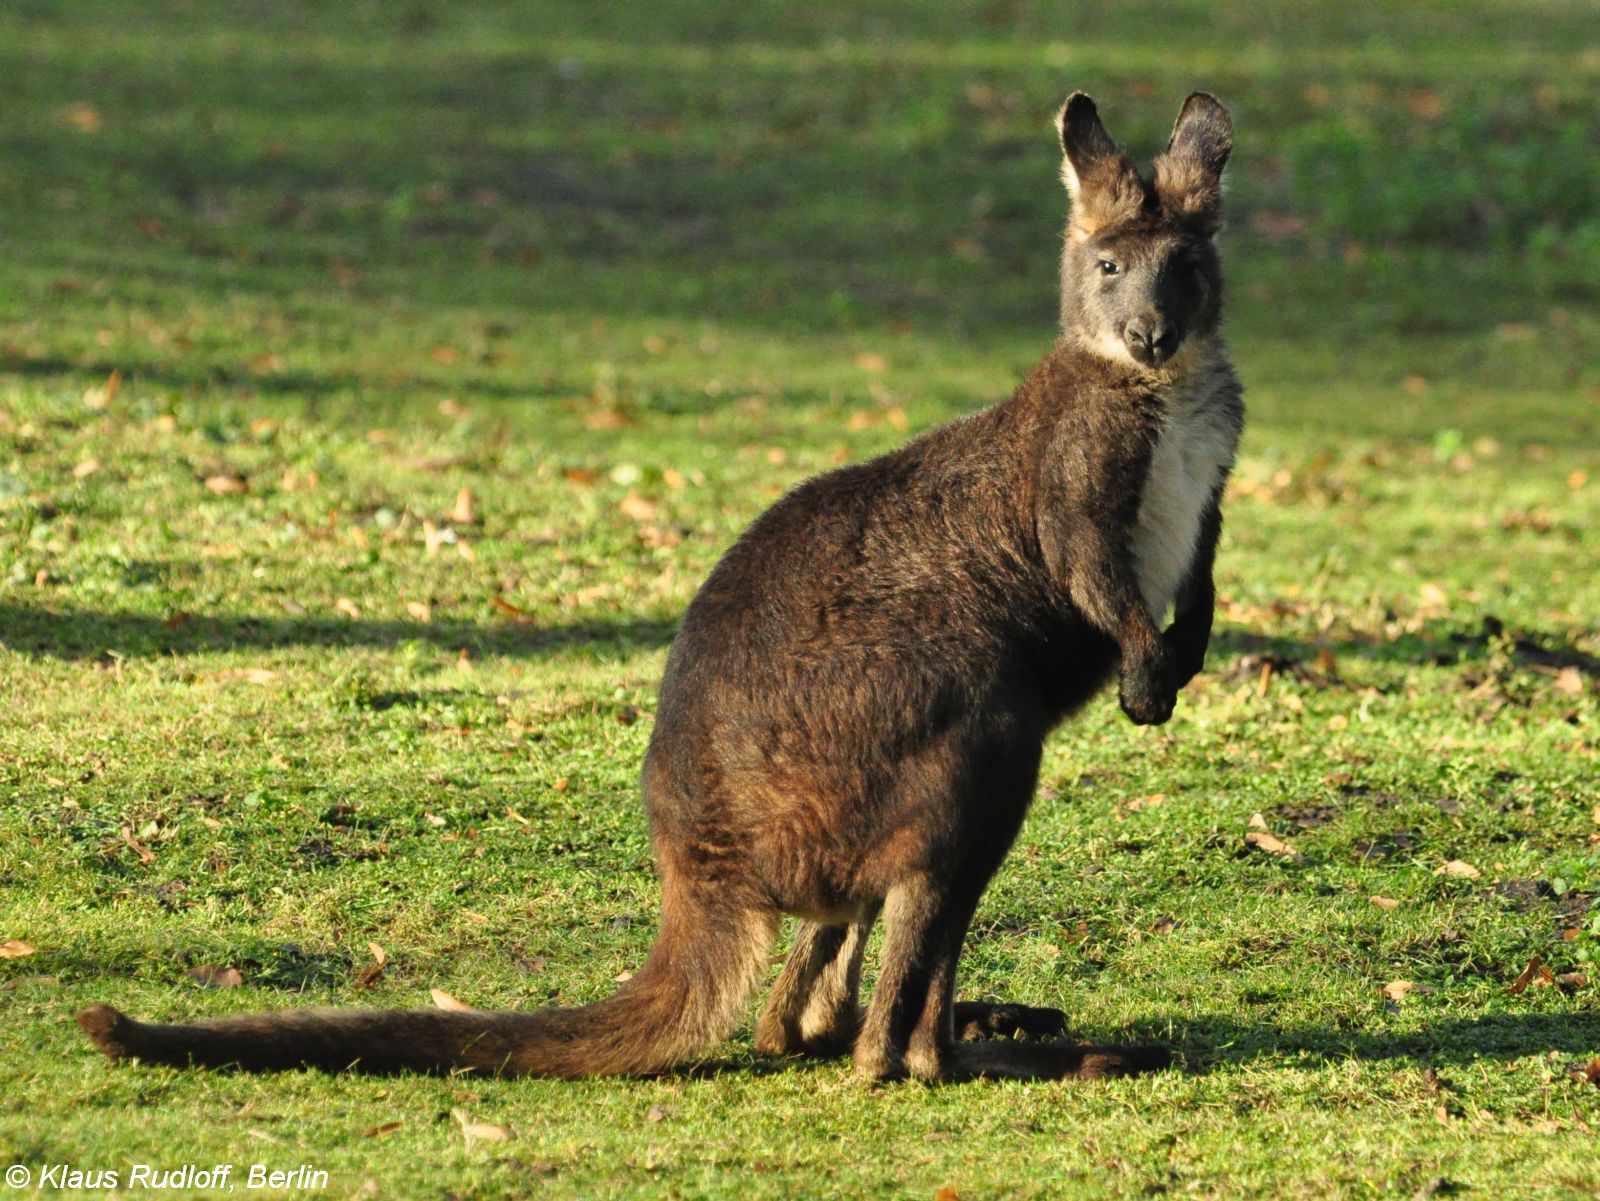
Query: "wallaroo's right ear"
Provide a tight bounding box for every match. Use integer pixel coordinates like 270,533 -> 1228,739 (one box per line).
1054,92 -> 1145,240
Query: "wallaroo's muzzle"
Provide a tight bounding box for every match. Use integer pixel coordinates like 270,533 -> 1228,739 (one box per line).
1124,316 -> 1180,366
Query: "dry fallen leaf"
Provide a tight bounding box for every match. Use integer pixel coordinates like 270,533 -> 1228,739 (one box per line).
936,1188 -> 961,1201
1248,812 -> 1268,830
121,831 -> 156,866
452,1109 -> 514,1146
189,964 -> 243,989
1245,831 -> 1302,861
354,962 -> 385,989
406,600 -> 432,622
1436,860 -> 1481,880
646,1105 -> 667,1122
431,988 -> 477,1012
1370,896 -> 1400,910
449,486 -> 475,524
1507,954 -> 1554,996
73,457 -> 101,479
1554,666 -> 1584,696
1383,980 -> 1414,1003
209,668 -> 278,685
334,597 -> 361,619
1152,916 -> 1180,936
368,941 -> 387,966
1555,972 -> 1588,992
0,939 -> 37,959
204,473 -> 247,495
363,1122 -> 403,1139
491,595 -> 531,620
619,494 -> 658,523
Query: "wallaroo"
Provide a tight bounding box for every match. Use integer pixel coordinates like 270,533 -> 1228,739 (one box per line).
79,90 -> 1243,1083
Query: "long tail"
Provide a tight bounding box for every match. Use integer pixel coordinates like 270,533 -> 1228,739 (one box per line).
77,891 -> 776,1078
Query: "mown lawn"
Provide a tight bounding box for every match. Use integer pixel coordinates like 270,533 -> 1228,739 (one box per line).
1,2 -> 1597,1197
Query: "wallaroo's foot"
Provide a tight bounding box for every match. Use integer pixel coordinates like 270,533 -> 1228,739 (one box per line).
77,1004 -> 141,1062
754,1008 -> 861,1060
953,1001 -> 1068,1042
950,1039 -> 1172,1081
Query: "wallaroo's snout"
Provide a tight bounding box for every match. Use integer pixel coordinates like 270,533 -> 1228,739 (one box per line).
1123,314 -> 1180,365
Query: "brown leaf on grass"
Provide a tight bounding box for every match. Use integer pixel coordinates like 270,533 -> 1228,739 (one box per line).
121,830 -> 155,866
1152,916 -> 1180,936
1383,980 -> 1414,1003
1370,896 -> 1400,910
63,103 -> 103,133
936,1189 -> 961,1201
646,1104 -> 667,1122
1584,1058 -> 1600,1087
448,486 -> 475,524
363,1122 -> 403,1138
1555,972 -> 1588,992
73,457 -> 101,479
164,611 -> 193,630
209,668 -> 278,685
368,941 -> 387,967
0,939 -> 37,958
1436,859 -> 1481,880
406,600 -> 432,622
1507,954 -> 1554,996
1245,831 -> 1302,861
619,494 -> 658,523
189,964 -> 243,989
452,1109 -> 514,1145
334,597 -> 361,619
431,988 -> 478,1012
1555,666 -> 1584,696
1248,812 -> 1268,830
203,473 -> 247,495
491,595 -> 531,621
353,962 -> 385,989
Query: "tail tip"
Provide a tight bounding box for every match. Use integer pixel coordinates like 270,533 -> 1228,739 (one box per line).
76,1003 -> 138,1061
1081,1043 -> 1172,1079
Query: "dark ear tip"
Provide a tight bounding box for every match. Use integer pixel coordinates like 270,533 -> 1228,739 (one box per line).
1062,91 -> 1097,118
1180,91 -> 1232,126
1055,92 -> 1102,147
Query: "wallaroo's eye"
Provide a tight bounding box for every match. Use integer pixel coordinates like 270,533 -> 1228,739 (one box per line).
1097,259 -> 1119,276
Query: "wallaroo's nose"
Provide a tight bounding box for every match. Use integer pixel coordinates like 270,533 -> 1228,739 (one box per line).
1124,316 -> 1179,365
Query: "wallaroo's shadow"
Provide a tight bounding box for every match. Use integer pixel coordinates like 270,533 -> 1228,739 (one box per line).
1133,1011 -> 1600,1073
0,603 -> 676,662
8,602 -> 1594,685
1210,621 -> 1600,678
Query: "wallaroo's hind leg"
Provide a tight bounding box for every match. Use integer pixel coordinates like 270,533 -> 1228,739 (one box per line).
852,876 -> 1170,1082
755,909 -> 878,1058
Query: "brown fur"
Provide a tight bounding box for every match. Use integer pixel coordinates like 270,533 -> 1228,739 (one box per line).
78,91 -> 1240,1084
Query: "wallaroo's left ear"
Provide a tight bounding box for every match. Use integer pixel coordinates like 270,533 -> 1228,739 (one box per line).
1153,92 -> 1232,234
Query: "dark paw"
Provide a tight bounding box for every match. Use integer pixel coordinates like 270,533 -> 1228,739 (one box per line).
954,1001 -> 1069,1042
1119,675 -> 1176,726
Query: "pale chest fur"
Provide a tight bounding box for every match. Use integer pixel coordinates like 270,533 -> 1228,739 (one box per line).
1131,368 -> 1241,622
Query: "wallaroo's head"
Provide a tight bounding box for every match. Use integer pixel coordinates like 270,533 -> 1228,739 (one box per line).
1055,91 -> 1233,371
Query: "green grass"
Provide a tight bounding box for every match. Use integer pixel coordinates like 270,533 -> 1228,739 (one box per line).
2,2 -> 1598,1197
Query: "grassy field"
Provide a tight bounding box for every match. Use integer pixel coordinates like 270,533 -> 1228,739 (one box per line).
2,1 -> 1598,1197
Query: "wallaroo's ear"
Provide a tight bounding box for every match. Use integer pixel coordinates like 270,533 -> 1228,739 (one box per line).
1054,92 -> 1146,239
1153,92 -> 1232,234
